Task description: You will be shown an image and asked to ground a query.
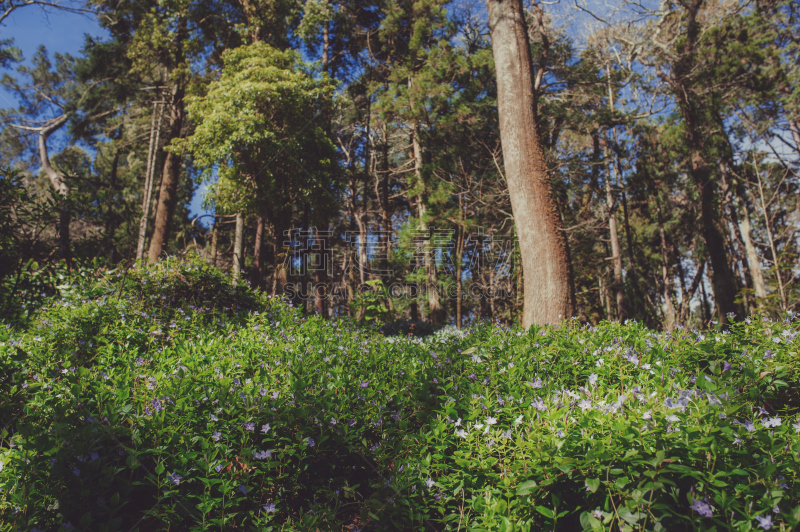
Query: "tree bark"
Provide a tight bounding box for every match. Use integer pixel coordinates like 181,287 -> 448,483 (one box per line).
232,212 -> 244,285
603,135 -> 626,321
210,217 -> 219,267
147,82 -> 185,263
251,215 -> 264,288
137,102 -> 164,261
656,196 -> 676,330
737,193 -> 766,301
486,0 -> 575,326
33,114 -> 71,263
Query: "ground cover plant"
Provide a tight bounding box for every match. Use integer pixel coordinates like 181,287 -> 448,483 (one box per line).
1,258 -> 799,531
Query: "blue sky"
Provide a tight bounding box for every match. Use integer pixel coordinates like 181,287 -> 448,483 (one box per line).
0,5 -> 212,221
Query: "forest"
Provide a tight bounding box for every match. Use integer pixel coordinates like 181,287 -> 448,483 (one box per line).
1,0 -> 800,530
0,0 -> 796,328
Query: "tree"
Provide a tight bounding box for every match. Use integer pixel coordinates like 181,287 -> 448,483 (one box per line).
180,42 -> 339,294
486,0 -> 575,326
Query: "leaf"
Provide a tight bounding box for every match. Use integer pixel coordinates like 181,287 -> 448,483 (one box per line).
535,506 -> 555,519
585,478 -> 601,493
516,480 -> 538,496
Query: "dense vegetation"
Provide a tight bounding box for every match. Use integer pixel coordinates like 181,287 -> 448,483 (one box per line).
1,259 -> 799,530
1,0 -> 798,327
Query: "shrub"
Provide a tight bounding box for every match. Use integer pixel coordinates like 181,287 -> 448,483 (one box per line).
1,261 -> 798,531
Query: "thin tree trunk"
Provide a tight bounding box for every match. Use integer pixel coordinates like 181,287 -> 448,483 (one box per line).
137,102 -> 164,261
210,217 -> 219,267
738,192 -> 767,301
251,215 -> 264,288
33,115 -> 71,263
104,148 -> 121,263
147,81 -> 185,263
603,134 -> 626,321
232,212 -> 244,285
656,197 -> 676,330
753,158 -> 787,310
486,0 -> 575,326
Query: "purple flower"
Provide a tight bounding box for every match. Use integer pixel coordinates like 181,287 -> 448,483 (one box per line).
689,499 -> 714,518
238,484 -> 247,494
244,422 -> 255,431
263,502 -> 276,513
360,380 -> 369,388
167,472 -> 182,486
755,515 -> 773,530
72,467 -> 80,477
261,423 -> 271,433
722,361 -> 732,373
215,464 -> 223,473
151,398 -> 163,413
306,437 -> 315,447
211,431 -> 221,441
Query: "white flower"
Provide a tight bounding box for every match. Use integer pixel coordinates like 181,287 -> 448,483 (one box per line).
595,359 -> 604,368
456,429 -> 467,439
471,354 -> 482,363
762,417 -> 782,429
474,423 -> 484,430
425,478 -> 435,488
666,414 -> 679,423
578,399 -> 592,411
485,417 -> 497,426
454,418 -> 462,427
589,373 -> 599,386
642,363 -> 651,370
514,415 -> 523,426
643,411 -> 652,420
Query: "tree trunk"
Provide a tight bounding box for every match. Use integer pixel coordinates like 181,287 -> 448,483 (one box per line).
671,0 -> 738,321
210,217 -> 219,267
486,0 -> 575,326
137,102 -> 164,261
738,194 -> 767,301
251,215 -> 264,288
232,212 -> 244,285
314,227 -> 327,317
147,83 -> 185,263
34,115 -> 71,263
603,135 -> 626,321
656,197 -> 676,330
104,148 -> 121,263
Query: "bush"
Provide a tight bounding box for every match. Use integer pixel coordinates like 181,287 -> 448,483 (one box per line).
1,261 -> 799,531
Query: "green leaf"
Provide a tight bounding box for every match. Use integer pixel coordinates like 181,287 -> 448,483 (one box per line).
585,478 -> 600,493
516,480 -> 538,496
535,506 -> 555,519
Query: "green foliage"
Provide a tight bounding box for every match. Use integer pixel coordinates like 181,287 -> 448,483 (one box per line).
181,41 -> 339,219
1,261 -> 799,530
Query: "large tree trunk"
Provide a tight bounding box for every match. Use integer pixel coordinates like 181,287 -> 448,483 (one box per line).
147,81 -> 185,263
486,0 -> 575,327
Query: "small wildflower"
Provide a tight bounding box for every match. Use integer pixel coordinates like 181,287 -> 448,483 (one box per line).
263,502 -> 276,513
689,499 -> 714,518
212,431 -> 221,441
754,515 -> 773,530
167,472 -> 182,486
